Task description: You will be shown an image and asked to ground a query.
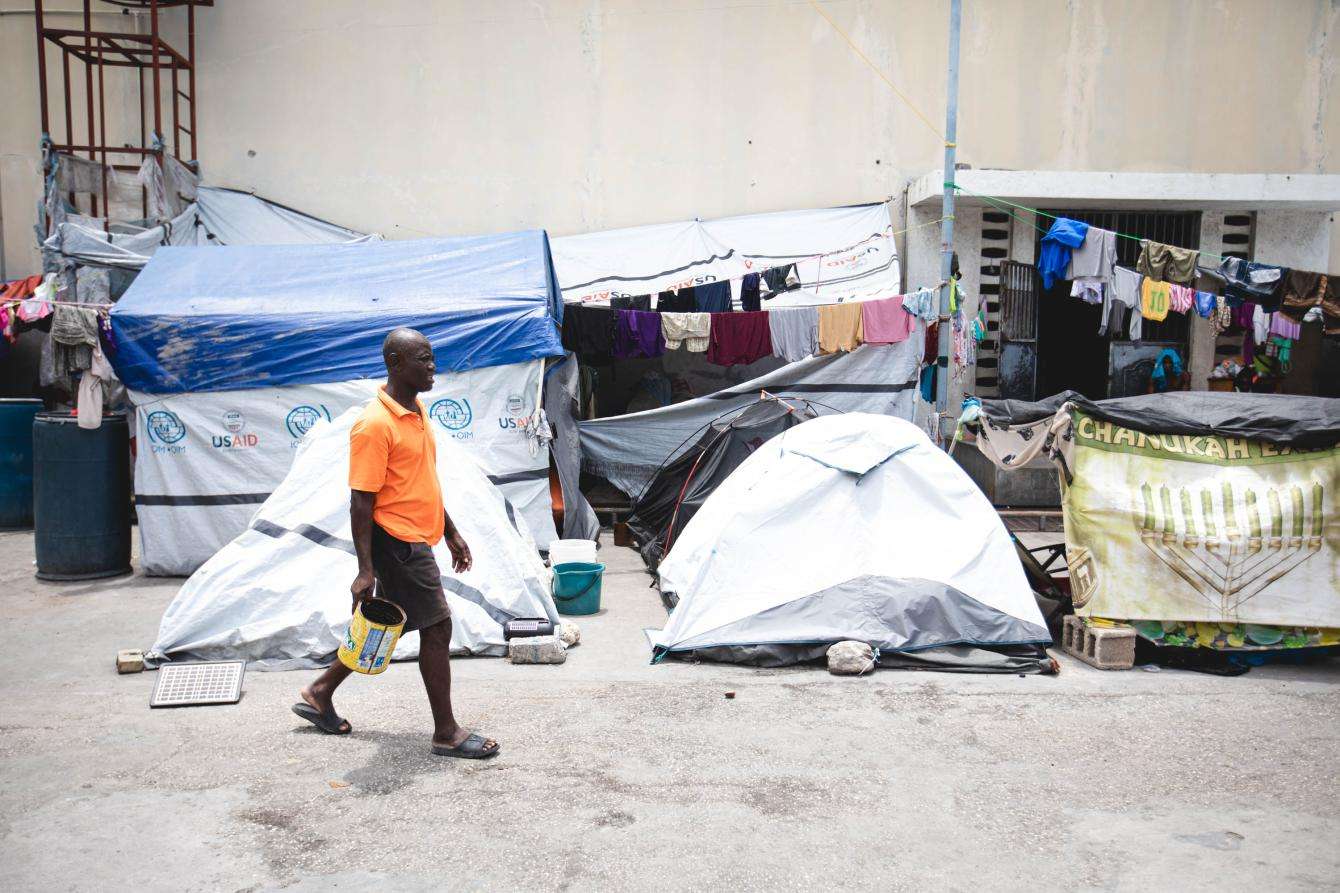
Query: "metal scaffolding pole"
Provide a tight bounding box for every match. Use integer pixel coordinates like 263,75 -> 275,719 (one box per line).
934,0 -> 961,445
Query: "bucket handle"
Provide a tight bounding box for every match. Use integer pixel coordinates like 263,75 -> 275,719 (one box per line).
554,569 -> 601,600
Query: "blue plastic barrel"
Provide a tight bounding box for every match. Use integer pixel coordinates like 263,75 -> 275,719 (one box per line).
33,411 -> 132,580
0,398 -> 42,529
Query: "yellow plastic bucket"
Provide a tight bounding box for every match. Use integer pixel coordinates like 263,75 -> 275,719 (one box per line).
338,597 -> 406,675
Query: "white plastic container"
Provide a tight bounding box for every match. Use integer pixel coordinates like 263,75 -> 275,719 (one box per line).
548,538 -> 597,567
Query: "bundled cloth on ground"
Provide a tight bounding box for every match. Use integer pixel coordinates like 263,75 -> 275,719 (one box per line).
146,409 -> 558,669
973,391 -> 1340,648
551,202 -> 900,308
647,413 -> 1052,670
111,232 -> 589,574
579,341 -> 921,497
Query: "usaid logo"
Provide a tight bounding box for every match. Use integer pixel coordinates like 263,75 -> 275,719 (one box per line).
146,410 -> 186,445
429,398 -> 473,431
286,405 -> 331,439
222,410 -> 246,433
506,394 -> 526,416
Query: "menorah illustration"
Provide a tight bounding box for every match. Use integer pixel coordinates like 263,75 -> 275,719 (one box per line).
1134,480 -> 1324,617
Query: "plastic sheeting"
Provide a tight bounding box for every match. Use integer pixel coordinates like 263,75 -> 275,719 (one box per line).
109,230 -> 564,393
130,361 -> 555,576
980,390 -> 1340,449
147,408 -> 558,669
542,354 -> 600,541
551,202 -> 900,306
579,341 -> 922,497
649,414 -> 1050,663
41,186 -> 373,270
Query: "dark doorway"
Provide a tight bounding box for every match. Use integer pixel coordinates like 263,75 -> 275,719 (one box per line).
1034,210 -> 1200,399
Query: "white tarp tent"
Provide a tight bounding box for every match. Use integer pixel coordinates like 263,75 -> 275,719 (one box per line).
551,201 -> 900,306
131,362 -> 553,575
147,409 -> 558,669
648,413 -> 1051,667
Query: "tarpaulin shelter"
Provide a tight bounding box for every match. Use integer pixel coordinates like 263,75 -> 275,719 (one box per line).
579,342 -> 921,498
550,202 -> 900,306
649,413 -> 1053,671
972,391 -> 1340,651
625,395 -> 819,574
111,231 -> 595,575
147,410 -> 558,668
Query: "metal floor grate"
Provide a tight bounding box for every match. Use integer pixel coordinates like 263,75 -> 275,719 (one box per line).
150,660 -> 246,708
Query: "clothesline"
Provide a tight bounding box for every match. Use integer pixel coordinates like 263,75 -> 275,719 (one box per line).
946,181 -> 1337,275
562,215 -> 949,305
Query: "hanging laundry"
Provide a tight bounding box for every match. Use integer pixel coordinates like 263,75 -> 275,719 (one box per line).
17,273 -> 55,323
817,302 -> 865,354
1037,217 -> 1089,289
1278,270 -> 1340,333
1269,312 -> 1301,341
657,289 -> 694,312
1070,279 -> 1104,305
1066,227 -> 1117,282
560,303 -> 615,361
610,295 -> 651,311
1167,283 -> 1194,314
613,309 -> 666,359
77,344 -> 116,430
1193,290 -> 1217,319
661,312 -> 711,352
1218,258 -> 1284,310
919,365 -> 937,403
1236,302 -> 1259,364
694,281 -> 732,314
0,274 -> 43,302
1252,304 -> 1271,346
1097,290 -> 1126,337
1140,279 -> 1171,321
767,306 -> 818,363
1212,295 -> 1233,335
739,273 -> 762,312
861,295 -> 918,344
706,311 -> 772,366
1110,266 -> 1143,310
1136,241 -> 1199,285
98,311 -> 117,357
901,287 -> 939,322
763,264 -> 799,295
923,320 -> 940,365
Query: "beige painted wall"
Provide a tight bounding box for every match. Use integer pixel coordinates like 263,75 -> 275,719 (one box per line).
3,0 -> 1337,279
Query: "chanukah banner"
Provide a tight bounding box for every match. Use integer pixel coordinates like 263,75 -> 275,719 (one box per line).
1062,411 -> 1340,631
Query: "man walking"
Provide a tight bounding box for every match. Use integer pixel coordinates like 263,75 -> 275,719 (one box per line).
293,327 -> 499,759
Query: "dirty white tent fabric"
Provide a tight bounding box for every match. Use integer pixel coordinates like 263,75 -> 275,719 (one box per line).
147,410 -> 558,670
551,201 -> 899,306
41,185 -> 374,269
649,413 -> 1050,662
579,342 -> 921,497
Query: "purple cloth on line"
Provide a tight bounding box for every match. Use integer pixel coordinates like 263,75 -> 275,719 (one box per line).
613,309 -> 666,359
1237,301 -> 1257,364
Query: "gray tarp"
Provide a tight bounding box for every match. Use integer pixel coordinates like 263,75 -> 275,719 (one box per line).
981,390 -> 1340,448
544,353 -> 600,541
578,341 -> 922,497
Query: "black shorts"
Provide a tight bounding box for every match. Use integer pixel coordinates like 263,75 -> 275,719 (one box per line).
371,523 -> 451,633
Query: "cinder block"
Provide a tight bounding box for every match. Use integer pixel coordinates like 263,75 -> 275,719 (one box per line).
116,649 -> 145,674
1061,615 -> 1135,670
508,635 -> 567,665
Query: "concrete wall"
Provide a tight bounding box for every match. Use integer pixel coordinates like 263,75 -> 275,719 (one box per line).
3,0 -> 1338,280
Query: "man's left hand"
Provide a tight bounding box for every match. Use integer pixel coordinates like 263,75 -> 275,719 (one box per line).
446,534 -> 472,573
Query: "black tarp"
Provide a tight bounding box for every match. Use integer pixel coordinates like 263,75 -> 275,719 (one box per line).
981,390 -> 1340,448
626,397 -> 818,573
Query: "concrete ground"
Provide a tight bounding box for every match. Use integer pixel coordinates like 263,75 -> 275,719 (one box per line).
2,528 -> 1338,892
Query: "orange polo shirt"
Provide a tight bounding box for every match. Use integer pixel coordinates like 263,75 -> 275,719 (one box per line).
348,387 -> 444,545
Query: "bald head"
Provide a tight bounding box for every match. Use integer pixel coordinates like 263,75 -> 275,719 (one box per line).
382,328 -> 435,394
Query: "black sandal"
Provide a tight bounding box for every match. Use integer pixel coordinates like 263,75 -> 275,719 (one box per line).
291,701 -> 352,735
431,732 -> 500,760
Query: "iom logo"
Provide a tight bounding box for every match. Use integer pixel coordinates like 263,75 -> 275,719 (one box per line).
430,398 -> 473,431
146,410 -> 186,445
286,405 -> 331,439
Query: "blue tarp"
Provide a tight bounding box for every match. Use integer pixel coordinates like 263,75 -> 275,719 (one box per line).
110,231 -> 565,393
